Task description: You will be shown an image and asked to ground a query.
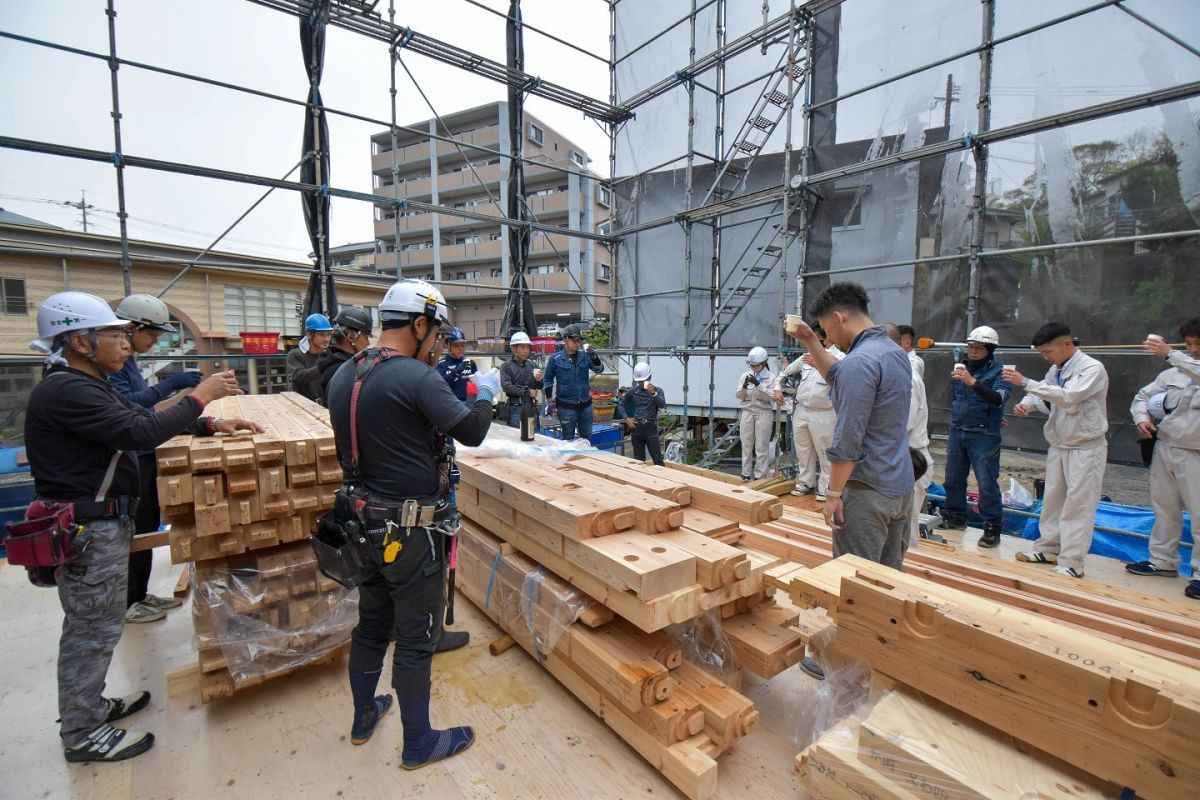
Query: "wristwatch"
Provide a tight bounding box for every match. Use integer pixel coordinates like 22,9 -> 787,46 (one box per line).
825,488 -> 842,499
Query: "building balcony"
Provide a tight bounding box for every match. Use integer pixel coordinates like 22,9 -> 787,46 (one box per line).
374,163 -> 507,203
373,193 -> 572,240
374,234 -> 574,271
372,125 -> 501,174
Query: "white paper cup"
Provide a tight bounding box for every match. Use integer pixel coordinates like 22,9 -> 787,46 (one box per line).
784,314 -> 804,335
1147,334 -> 1165,344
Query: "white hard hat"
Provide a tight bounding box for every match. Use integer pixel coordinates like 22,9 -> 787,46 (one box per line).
32,291 -> 131,350
1147,391 -> 1173,423
509,331 -> 532,347
633,362 -> 652,381
379,279 -> 449,325
966,325 -> 1000,347
116,294 -> 175,333
747,346 -> 768,365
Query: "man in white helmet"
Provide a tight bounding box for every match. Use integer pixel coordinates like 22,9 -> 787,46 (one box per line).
736,346 -> 777,481
775,323 -> 844,499
325,279 -> 500,769
941,324 -> 1011,548
23,291 -> 246,763
623,361 -> 666,466
109,294 -> 204,624
500,331 -> 543,429
1127,318 -> 1200,600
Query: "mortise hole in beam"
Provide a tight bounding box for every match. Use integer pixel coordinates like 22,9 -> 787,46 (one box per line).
650,546 -> 667,554
624,555 -> 639,562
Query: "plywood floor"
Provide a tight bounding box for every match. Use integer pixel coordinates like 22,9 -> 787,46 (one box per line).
0,506 -> 1187,799
0,554 -> 808,800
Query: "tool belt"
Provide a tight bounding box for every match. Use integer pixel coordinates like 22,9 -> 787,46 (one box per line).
555,398 -> 592,410
358,496 -> 451,528
7,451 -> 127,586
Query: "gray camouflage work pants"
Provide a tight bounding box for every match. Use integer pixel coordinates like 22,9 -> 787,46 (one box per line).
55,517 -> 132,745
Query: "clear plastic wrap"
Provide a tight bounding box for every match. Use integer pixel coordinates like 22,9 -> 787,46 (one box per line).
457,524 -> 594,659
457,421 -> 596,462
191,541 -> 359,687
800,685 -> 1121,800
666,609 -> 739,683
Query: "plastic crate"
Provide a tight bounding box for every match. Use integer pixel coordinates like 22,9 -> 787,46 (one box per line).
239,331 -> 281,355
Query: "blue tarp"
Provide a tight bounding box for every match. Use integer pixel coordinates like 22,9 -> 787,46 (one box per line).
1022,500 -> 1193,577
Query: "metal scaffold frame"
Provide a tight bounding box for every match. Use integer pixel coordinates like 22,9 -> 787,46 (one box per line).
0,0 -> 619,310
604,0 -> 1200,462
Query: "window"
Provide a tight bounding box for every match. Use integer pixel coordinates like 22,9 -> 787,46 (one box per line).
597,186 -> 611,207
830,189 -> 864,229
1,278 -> 27,315
570,150 -> 587,167
455,271 -> 479,281
529,123 -> 544,146
490,268 -> 503,278
598,264 -> 611,281
224,285 -> 303,336
456,235 -> 481,245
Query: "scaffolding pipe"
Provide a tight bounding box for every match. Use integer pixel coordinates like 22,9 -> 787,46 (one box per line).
388,0 -> 402,279
0,30 -> 605,186
964,0 -> 995,332
105,0 -> 133,296
614,79 -> 1200,236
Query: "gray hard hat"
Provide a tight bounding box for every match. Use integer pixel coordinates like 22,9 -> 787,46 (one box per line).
333,306 -> 373,335
563,324 -> 583,340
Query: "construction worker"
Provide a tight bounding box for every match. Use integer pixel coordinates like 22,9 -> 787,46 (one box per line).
897,324 -> 924,379
24,291 -> 247,763
941,325 -> 1011,548
1005,323 -> 1109,579
436,328 -> 478,402
107,294 -> 201,623
736,346 -> 777,481
543,323 -> 603,441
1127,318 -> 1200,599
316,306 -> 374,404
787,283 -> 913,570
287,312 -> 335,401
623,362 -> 666,466
775,326 -> 843,499
501,331 -> 542,429
886,324 -> 934,548
325,279 -> 499,768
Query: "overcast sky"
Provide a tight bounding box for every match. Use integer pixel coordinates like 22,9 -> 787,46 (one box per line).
0,0 -> 611,261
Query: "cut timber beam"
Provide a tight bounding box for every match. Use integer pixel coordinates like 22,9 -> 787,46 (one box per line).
833,560 -> 1200,798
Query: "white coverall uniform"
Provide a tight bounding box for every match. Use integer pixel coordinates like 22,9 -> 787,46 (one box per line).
1016,350 -> 1109,572
736,367 -> 777,480
908,368 -> 933,547
1132,350 -> 1200,574
778,347 -> 843,496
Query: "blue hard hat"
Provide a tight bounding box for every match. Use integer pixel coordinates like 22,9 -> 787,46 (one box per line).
304,313 -> 335,332
446,327 -> 466,344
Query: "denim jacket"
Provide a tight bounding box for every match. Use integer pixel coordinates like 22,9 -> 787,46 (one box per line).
950,358 -> 1009,434
543,348 -> 603,405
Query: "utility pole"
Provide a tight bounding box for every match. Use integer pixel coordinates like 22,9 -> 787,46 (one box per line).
63,190 -> 96,233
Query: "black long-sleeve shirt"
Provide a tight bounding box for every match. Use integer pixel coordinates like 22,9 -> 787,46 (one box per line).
25,366 -> 212,502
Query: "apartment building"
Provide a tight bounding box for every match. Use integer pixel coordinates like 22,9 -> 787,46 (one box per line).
370,102 -> 611,340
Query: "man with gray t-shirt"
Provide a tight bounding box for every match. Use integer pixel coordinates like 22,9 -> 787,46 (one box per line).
787,283 -> 914,570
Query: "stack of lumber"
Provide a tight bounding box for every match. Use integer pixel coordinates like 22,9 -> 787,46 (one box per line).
456,521 -> 761,800
790,554 -> 1200,799
456,453 -> 820,798
189,541 -> 354,702
157,393 -> 342,564
157,393 -> 353,702
753,507 -> 1200,670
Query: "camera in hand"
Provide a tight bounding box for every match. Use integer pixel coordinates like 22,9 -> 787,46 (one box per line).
743,373 -> 759,389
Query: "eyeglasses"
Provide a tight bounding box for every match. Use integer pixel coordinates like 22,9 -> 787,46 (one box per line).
95,329 -> 133,343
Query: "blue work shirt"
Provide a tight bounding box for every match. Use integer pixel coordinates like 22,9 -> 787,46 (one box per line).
950,357 -> 1010,434
436,354 -> 478,402
110,354 -> 178,457
825,326 -> 914,498
543,348 -> 603,405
